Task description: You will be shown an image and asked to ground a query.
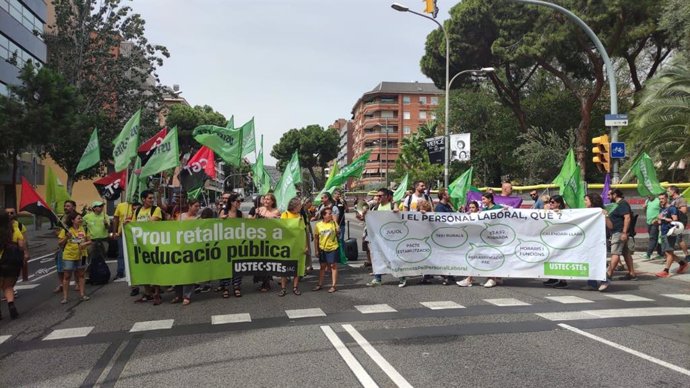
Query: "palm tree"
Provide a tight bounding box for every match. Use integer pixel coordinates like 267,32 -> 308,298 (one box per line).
628,55 -> 690,167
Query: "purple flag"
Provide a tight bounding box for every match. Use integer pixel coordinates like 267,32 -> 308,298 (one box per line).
601,173 -> 611,205
466,191 -> 523,209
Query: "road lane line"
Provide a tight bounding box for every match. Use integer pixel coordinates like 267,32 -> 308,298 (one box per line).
558,323 -> 690,377
420,301 -> 465,310
212,313 -> 252,325
662,294 -> 690,301
44,326 -> 94,341
129,319 -> 174,332
537,307 -> 690,321
602,294 -> 654,302
320,325 -> 379,388
14,284 -> 40,290
484,298 -> 530,306
27,266 -> 57,282
342,324 -> 413,388
354,304 -> 397,314
545,296 -> 594,304
28,252 -> 55,263
0,335 -> 10,345
285,308 -> 326,319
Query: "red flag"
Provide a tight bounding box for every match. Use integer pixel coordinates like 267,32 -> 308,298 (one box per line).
137,127 -> 168,165
187,146 -> 216,179
93,170 -> 127,201
19,177 -> 59,225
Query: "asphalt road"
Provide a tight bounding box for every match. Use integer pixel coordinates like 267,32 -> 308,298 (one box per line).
1,214 -> 689,387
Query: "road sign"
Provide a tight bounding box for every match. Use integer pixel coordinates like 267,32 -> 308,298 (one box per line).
605,114 -> 628,126
610,142 -> 626,158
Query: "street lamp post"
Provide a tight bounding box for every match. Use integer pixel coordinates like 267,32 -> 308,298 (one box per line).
509,0 -> 619,182
392,2 -> 450,187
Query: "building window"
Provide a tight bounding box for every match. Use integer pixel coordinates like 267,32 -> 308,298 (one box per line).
403,96 -> 410,104
0,82 -> 8,96
419,96 -> 427,104
419,111 -> 427,120
381,110 -> 394,118
431,96 -> 439,105
4,0 -> 44,37
403,126 -> 411,135
431,112 -> 437,120
403,111 -> 410,120
0,33 -> 42,69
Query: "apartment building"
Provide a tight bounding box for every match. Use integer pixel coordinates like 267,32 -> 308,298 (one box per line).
350,81 -> 442,188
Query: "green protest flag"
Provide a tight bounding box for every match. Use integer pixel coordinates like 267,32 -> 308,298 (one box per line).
238,117 -> 256,157
327,150 -> 371,188
140,127 -> 180,177
682,186 -> 690,202
75,128 -> 100,174
225,115 -> 234,129
113,110 -> 141,172
193,124 -> 243,166
448,167 -> 473,209
252,135 -> 272,195
314,161 -> 340,206
123,218 -> 305,285
187,187 -> 203,200
275,151 -> 300,212
392,173 -> 409,203
552,149 -> 585,208
630,152 -> 665,197
46,167 -> 72,211
125,157 -> 146,203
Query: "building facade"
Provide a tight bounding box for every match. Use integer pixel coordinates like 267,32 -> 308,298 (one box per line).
350,81 -> 442,188
0,0 -> 46,95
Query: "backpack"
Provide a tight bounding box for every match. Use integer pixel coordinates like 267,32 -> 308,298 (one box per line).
629,213 -> 639,237
89,255 -> 111,285
405,193 -> 431,209
134,205 -> 159,221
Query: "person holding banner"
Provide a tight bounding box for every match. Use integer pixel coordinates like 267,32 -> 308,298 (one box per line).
457,201 -> 481,287
132,190 -> 163,305
218,192 -> 244,298
461,193 -> 503,288
365,188 -> 399,287
254,193 -> 281,292
58,213 -> 92,304
301,197 -> 315,272
313,208 -> 340,293
543,195 -> 569,289
171,199 -> 201,306
279,197 -> 305,296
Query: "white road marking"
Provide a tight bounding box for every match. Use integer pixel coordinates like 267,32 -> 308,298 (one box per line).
320,326 -> 379,388
285,308 -> 326,319
484,298 -> 531,307
28,252 -> 55,263
559,323 -> 690,377
113,277 -> 127,283
212,313 -> 252,325
662,294 -> 690,301
545,296 -> 594,304
14,284 -> 39,290
348,263 -> 365,268
94,339 -> 130,386
342,324 -> 413,388
44,326 -> 94,341
602,294 -> 654,302
537,307 -> 690,321
27,266 -> 57,282
0,335 -> 10,345
129,319 -> 174,332
355,304 -> 397,314
420,301 -> 465,310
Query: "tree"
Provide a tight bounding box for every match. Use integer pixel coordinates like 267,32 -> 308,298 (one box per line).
45,0 -> 169,190
660,0 -> 690,54
513,127 -> 577,184
164,104 -> 227,153
270,125 -> 339,188
421,0 -> 677,177
392,121 -> 443,187
0,63 -> 86,205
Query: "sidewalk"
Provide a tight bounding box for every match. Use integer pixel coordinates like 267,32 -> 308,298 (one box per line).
630,251 -> 690,283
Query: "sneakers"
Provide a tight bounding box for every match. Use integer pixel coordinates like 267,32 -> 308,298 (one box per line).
366,279 -> 381,287
677,262 -> 689,274
483,279 -> 497,288
543,279 -> 559,287
598,282 -> 609,292
200,285 -> 212,293
655,270 -> 670,278
129,287 -> 140,297
617,273 -> 638,281
398,279 -> 407,288
456,278 -> 473,287
553,280 -> 568,289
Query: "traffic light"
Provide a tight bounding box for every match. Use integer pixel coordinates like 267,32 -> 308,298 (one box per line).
592,134 -> 610,173
424,0 -> 439,18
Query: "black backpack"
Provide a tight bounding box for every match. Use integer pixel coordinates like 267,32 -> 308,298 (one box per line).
629,213 -> 639,237
89,255 -> 111,285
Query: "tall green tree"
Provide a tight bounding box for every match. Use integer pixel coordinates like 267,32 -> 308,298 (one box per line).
165,104 -> 227,152
45,0 -> 169,189
270,125 -> 339,188
393,121 -> 443,186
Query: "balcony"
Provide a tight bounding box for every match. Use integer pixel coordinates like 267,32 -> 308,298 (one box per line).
362,116 -> 398,129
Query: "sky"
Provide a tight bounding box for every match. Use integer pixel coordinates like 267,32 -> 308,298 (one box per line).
128,0 -> 450,165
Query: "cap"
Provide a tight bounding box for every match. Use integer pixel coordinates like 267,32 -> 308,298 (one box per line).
91,201 -> 105,208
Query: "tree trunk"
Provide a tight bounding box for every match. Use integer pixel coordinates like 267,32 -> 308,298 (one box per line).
576,99 -> 592,180
66,176 -> 74,196
307,166 -> 319,189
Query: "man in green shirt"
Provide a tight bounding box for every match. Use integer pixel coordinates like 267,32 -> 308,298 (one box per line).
643,195 -> 663,260
84,201 -> 110,276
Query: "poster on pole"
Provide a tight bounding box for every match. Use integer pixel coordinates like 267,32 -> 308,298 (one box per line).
450,133 -> 471,162
424,136 -> 445,164
366,208 -> 606,280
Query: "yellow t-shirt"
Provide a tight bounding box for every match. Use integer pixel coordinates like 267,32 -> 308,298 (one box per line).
11,227 -> 23,243
315,221 -> 339,252
114,202 -> 134,233
281,211 -> 300,219
59,226 -> 88,261
135,206 -> 163,222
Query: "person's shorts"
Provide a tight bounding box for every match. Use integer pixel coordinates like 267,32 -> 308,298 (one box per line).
610,232 -> 634,255
62,257 -> 87,271
661,235 -> 677,253
319,250 -> 338,264
55,250 -> 64,273
680,230 -> 690,245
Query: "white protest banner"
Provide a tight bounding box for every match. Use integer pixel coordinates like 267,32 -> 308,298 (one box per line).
366,208 -> 606,280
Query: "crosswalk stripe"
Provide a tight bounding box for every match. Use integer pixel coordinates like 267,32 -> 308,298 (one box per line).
355,304 -> 397,314
0,335 -> 10,345
212,313 -> 252,325
661,294 -> 690,301
285,308 -> 326,319
603,294 -> 654,302
484,298 -> 531,307
14,284 -> 40,290
420,301 -> 465,310
44,326 -> 94,341
130,319 -> 174,332
545,296 -> 594,304
537,307 -> 690,321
